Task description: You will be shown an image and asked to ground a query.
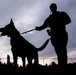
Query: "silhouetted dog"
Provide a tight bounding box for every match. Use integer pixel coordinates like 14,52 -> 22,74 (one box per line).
0,19 -> 49,67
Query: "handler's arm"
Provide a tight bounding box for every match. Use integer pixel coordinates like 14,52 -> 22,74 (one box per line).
35,17 -> 50,31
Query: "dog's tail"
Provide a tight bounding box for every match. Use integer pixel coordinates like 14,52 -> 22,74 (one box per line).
37,39 -> 50,51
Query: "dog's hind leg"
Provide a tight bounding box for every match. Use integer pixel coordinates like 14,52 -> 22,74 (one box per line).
27,57 -> 32,66
22,57 -> 25,68
34,53 -> 39,65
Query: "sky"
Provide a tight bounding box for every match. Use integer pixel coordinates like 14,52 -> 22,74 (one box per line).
0,0 -> 76,64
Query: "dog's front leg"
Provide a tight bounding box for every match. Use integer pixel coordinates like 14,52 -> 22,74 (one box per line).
13,55 -> 18,67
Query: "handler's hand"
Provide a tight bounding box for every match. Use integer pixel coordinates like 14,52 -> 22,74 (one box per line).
35,26 -> 40,31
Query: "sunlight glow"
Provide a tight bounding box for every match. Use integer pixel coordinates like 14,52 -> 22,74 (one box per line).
0,57 -> 58,66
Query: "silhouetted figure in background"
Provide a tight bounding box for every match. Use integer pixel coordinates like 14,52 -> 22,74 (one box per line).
35,3 -> 71,66
0,19 -> 49,68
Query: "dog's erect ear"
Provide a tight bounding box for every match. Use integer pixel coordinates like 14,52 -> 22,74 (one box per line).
10,18 -> 14,24
9,18 -> 15,27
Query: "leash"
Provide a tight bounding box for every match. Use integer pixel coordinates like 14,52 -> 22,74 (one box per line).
21,29 -> 35,34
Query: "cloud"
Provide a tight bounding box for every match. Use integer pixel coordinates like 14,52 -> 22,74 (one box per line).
68,48 -> 76,58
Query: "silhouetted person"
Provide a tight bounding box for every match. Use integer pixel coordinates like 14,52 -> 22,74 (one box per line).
35,3 -> 71,66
